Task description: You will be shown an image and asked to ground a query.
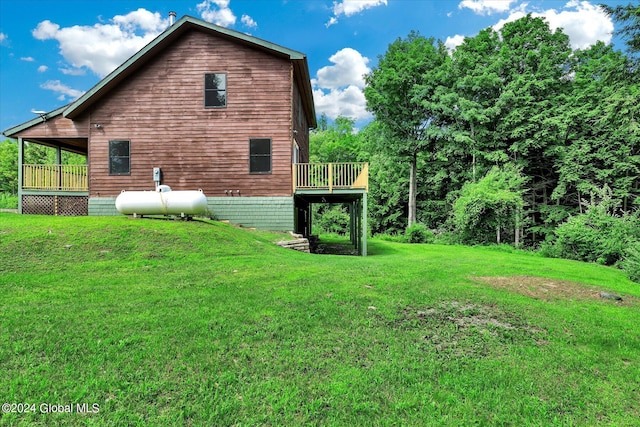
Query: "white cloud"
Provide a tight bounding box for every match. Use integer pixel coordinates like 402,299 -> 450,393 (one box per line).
0,32 -> 7,44
312,48 -> 372,121
32,9 -> 170,77
40,80 -> 84,101
492,1 -> 613,49
445,34 -> 466,52
316,48 -> 370,89
60,67 -> 86,76
491,10 -> 527,32
327,0 -> 387,27
37,65 -> 48,73
241,14 -> 257,29
112,8 -> 169,33
459,0 -> 517,15
540,1 -> 613,49
21,56 -> 35,62
197,0 -> 236,27
313,85 -> 370,121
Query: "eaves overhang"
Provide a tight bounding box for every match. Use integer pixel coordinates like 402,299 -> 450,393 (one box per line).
2,105 -> 67,137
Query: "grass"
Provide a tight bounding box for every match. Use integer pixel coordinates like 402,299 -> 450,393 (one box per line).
1,214 -> 639,426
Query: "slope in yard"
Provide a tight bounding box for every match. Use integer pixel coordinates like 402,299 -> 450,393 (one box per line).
1,214 -> 638,425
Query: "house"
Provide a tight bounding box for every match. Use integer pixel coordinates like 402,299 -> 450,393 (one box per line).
3,15 -> 369,255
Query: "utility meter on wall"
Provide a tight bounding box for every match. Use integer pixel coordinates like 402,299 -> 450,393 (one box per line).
153,167 -> 161,183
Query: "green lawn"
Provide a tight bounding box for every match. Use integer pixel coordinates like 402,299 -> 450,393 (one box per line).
1,214 -> 638,426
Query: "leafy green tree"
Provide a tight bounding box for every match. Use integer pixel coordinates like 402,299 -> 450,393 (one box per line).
359,121 -> 409,234
453,164 -> 526,245
23,143 -> 57,164
364,32 -> 450,226
553,42 -> 639,214
0,139 -> 18,194
601,2 -> 640,58
309,116 -> 361,163
495,16 -> 572,242
446,27 -> 504,181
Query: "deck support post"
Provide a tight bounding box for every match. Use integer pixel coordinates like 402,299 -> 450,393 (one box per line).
361,192 -> 367,256
349,202 -> 356,247
17,137 -> 24,214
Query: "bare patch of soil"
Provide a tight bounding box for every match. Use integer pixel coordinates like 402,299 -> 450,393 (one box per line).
393,301 -> 548,358
472,275 -> 635,305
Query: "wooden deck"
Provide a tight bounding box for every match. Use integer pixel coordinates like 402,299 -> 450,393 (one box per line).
22,162 -> 368,194
293,162 -> 368,193
23,164 -> 88,191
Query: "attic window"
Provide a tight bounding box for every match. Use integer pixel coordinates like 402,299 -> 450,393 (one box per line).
204,73 -> 227,108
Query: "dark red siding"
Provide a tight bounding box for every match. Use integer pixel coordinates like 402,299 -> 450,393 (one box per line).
85,29 -> 299,197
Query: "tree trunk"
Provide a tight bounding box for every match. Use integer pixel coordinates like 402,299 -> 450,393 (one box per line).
578,190 -> 583,214
408,153 -> 417,226
496,225 -> 501,245
514,208 -> 520,247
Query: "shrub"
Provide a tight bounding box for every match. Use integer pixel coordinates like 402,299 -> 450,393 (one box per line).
452,165 -> 525,245
316,205 -> 350,235
405,223 -> 434,244
621,242 -> 640,284
552,206 -> 640,266
0,192 -> 18,209
376,233 -> 406,243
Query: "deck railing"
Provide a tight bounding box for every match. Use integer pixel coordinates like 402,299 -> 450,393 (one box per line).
23,164 -> 88,191
294,162 -> 368,193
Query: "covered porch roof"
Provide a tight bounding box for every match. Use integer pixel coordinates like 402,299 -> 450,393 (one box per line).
2,106 -> 88,155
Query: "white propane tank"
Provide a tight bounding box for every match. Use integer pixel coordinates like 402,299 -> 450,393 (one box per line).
115,186 -> 207,216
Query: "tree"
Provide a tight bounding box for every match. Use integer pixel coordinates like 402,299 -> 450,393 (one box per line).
364,32 -> 450,226
359,121 -> 409,234
553,42 -> 639,214
0,139 -> 18,194
309,116 -> 361,163
447,27 -> 504,181
453,164 -> 526,245
601,3 -> 640,59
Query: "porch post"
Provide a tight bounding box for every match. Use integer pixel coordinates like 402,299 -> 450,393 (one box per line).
56,146 -> 62,190
17,137 -> 24,214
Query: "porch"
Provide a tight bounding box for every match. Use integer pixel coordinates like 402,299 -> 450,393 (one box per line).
293,162 -> 369,256
15,133 -> 89,215
19,164 -> 89,215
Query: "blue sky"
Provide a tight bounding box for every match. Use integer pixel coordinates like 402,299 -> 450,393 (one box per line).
0,0 -> 631,133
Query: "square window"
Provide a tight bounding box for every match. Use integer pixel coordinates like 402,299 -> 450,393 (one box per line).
204,73 -> 227,107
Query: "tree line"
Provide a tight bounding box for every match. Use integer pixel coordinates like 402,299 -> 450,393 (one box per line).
313,12 -> 639,244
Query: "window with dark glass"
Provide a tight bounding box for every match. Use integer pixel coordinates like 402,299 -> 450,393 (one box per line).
109,140 -> 130,175
249,138 -> 271,174
204,73 -> 227,107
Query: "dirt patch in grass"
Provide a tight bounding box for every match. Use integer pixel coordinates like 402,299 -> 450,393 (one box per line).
392,301 -> 548,358
472,275 -> 636,305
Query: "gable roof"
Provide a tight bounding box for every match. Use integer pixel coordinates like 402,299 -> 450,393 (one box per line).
7,15 -> 316,134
